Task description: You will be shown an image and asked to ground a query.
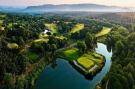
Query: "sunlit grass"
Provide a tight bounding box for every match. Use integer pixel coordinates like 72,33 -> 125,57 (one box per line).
0,15 -> 6,18
45,23 -> 58,33
7,43 -> 19,49
0,20 -> 3,25
70,23 -> 84,33
55,36 -> 66,40
63,48 -> 80,61
77,56 -> 94,70
34,38 -> 49,43
96,27 -> 111,37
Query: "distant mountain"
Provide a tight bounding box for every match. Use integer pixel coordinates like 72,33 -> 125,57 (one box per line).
0,7 -> 24,12
24,4 -> 134,13
0,4 -> 135,13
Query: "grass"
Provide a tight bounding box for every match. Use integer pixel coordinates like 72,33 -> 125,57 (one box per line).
7,43 -> 19,49
61,47 -> 104,73
77,56 -> 94,70
34,38 -> 49,43
0,27 -> 4,31
0,15 -> 6,18
55,36 -> 66,40
62,48 -> 104,64
96,27 -> 111,37
63,48 -> 80,61
45,23 -> 58,33
0,20 -> 3,25
70,24 -> 84,33
39,33 -> 48,38
7,23 -> 13,28
26,52 -> 39,62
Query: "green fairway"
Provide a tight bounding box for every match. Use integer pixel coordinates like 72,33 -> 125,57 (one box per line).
45,23 -> 58,33
77,56 -> 94,70
63,48 -> 80,61
70,24 -> 84,33
62,47 -> 104,71
96,27 -> 111,37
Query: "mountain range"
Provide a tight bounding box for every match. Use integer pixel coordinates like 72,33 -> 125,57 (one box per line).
0,4 -> 135,13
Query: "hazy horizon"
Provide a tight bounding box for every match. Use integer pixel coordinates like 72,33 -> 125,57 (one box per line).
0,0 -> 135,8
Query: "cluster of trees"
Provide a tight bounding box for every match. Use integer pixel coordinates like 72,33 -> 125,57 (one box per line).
100,25 -> 135,89
30,35 -> 67,60
0,13 -> 68,89
71,19 -> 112,40
77,32 -> 97,53
57,21 -> 76,33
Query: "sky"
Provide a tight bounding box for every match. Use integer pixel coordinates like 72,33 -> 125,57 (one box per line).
0,0 -> 135,7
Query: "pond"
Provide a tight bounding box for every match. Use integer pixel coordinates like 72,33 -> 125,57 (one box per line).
35,43 -> 112,89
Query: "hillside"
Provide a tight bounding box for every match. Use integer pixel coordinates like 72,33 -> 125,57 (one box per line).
24,4 -> 132,12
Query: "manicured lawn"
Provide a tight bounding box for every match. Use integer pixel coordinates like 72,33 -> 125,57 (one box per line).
77,56 -> 94,70
70,24 -> 84,33
96,27 -> 111,37
45,23 -> 58,33
91,53 -> 104,64
62,47 -> 104,72
63,48 -> 80,61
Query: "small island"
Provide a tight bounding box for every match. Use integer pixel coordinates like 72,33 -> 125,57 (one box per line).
57,28 -> 109,78
59,47 -> 105,78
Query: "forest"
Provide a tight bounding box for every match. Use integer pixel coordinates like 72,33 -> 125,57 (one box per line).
0,12 -> 135,89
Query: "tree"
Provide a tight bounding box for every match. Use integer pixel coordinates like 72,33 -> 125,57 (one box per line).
127,73 -> 134,89
77,41 -> 86,53
115,40 -> 124,54
3,73 -> 14,89
51,44 -> 57,55
85,33 -> 97,51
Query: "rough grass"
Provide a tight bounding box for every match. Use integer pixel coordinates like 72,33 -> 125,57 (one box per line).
70,24 -> 84,33
77,56 -> 94,70
7,43 -> 19,49
96,27 -> 111,37
63,48 -> 80,61
45,23 -> 58,33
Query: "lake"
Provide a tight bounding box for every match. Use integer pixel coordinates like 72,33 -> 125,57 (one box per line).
35,43 -> 112,89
